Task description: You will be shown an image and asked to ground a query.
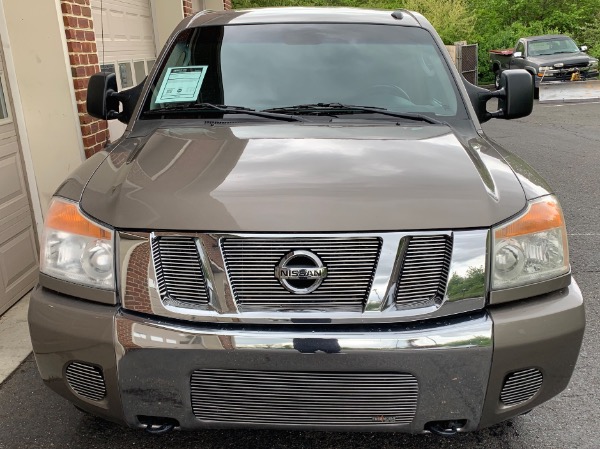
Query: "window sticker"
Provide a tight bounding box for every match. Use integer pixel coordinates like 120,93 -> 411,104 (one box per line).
155,66 -> 208,103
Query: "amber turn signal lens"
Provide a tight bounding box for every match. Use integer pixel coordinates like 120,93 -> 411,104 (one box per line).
45,199 -> 111,239
495,198 -> 565,239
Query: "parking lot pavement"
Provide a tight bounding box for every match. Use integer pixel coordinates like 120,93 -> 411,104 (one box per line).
1,101 -> 599,449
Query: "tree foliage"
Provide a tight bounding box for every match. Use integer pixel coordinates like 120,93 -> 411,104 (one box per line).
401,0 -> 475,44
468,0 -> 600,81
233,0 -> 475,43
232,0 -> 600,82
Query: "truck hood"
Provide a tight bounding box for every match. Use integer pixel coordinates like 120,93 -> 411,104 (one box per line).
81,124 -> 527,232
528,52 -> 592,66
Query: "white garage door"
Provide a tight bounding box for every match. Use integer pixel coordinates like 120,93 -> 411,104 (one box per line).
0,44 -> 39,316
91,0 -> 157,140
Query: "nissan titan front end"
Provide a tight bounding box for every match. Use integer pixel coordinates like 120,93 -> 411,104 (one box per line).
28,8 -> 584,435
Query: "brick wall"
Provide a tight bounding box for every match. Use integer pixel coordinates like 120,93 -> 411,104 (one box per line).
61,0 -> 109,158
116,318 -> 140,349
123,243 -> 154,314
183,0 -> 193,16
223,0 -> 232,10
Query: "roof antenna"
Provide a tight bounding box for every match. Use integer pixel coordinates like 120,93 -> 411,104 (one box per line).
391,10 -> 404,19
100,0 -> 105,66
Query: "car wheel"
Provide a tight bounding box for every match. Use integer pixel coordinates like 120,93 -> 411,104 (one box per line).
494,71 -> 501,89
531,73 -> 539,99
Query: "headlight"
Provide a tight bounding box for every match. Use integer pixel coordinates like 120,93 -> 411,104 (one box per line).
589,60 -> 598,69
538,66 -> 553,72
40,197 -> 114,289
492,195 -> 569,290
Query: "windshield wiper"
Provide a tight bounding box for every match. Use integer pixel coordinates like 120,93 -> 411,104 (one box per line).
262,103 -> 444,124
144,103 -> 304,122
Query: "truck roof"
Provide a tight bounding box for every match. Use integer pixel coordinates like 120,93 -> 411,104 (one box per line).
522,34 -> 570,42
187,7 -> 423,28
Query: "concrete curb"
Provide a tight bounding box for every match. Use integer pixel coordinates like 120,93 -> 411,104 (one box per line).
0,294 -> 33,384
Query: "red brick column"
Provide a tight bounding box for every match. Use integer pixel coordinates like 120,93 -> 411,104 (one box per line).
223,0 -> 232,10
61,0 -> 109,158
183,0 -> 193,16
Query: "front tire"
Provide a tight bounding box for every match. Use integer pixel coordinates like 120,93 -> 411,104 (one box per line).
531,73 -> 539,99
494,70 -> 501,89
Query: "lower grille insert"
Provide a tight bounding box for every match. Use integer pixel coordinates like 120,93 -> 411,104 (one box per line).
500,368 -> 543,406
65,362 -> 106,401
191,369 -> 418,425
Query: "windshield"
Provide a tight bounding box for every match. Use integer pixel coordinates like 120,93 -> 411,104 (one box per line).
528,37 -> 580,56
142,24 -> 467,121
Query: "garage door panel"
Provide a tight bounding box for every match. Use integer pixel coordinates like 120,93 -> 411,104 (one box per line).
0,40 -> 38,315
0,146 -> 29,221
0,132 -> 18,158
0,223 -> 37,285
0,122 -> 16,138
92,0 -> 156,61
0,215 -> 38,316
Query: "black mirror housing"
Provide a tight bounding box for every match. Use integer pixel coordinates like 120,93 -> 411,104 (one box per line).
462,69 -> 533,123
86,72 -> 119,120
87,72 -> 145,124
498,70 -> 534,119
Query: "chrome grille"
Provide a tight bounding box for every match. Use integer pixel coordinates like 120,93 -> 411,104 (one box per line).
191,369 -> 418,425
396,235 -> 452,307
500,368 -> 543,406
220,237 -> 381,312
151,236 -> 209,305
564,62 -> 588,69
65,362 -> 106,401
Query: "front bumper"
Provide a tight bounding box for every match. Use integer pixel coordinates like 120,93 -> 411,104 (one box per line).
28,282 -> 584,433
536,70 -> 599,87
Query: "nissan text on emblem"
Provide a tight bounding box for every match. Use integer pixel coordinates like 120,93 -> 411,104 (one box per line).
275,250 -> 328,294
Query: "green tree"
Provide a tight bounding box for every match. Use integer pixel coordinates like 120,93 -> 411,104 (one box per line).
232,0 -> 600,82
401,0 -> 475,44
468,0 -> 600,80
233,0 -> 475,44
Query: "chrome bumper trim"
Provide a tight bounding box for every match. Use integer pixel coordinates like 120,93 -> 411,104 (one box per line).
114,310 -> 493,432
115,309 -> 492,352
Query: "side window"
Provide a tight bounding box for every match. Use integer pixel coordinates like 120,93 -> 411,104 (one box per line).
0,73 -> 10,122
516,42 -> 525,55
133,60 -> 147,85
118,62 -> 134,89
100,63 -> 116,75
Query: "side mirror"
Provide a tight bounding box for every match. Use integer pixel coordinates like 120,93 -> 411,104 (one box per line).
86,72 -> 145,124
462,69 -> 533,123
498,70 -> 534,119
581,45 -> 588,52
513,51 -> 523,58
86,72 -> 119,120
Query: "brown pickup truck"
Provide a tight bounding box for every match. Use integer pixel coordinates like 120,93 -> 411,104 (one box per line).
28,8 -> 584,436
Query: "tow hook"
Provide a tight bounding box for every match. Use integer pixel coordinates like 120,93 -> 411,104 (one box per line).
138,416 -> 178,435
426,420 -> 465,436
145,422 -> 175,435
